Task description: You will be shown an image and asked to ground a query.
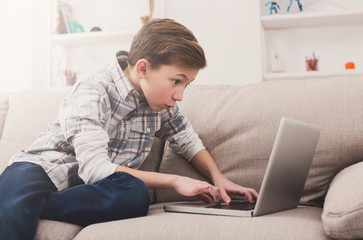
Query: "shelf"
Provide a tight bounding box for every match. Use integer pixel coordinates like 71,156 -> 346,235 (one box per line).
51,30 -> 137,47
263,70 -> 363,81
261,11 -> 363,29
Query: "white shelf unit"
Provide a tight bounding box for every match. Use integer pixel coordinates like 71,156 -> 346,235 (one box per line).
260,2 -> 363,81
50,30 -> 137,48
48,0 -> 156,89
261,11 -> 363,29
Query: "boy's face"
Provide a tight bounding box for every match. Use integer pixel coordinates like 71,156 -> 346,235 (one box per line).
140,64 -> 199,112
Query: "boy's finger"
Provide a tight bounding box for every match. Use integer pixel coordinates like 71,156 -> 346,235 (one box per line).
207,185 -> 221,204
251,189 -> 259,199
220,189 -> 231,204
197,193 -> 212,203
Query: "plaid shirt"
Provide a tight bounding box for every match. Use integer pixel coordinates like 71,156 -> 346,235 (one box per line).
10,57 -> 204,191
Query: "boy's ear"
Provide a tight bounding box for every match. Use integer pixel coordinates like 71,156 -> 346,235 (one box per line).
135,59 -> 149,79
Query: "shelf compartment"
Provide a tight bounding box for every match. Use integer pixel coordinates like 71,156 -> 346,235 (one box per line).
261,11 -> 363,29
51,30 -> 137,47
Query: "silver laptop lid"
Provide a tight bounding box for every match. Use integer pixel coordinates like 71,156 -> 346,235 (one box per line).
253,117 -> 321,216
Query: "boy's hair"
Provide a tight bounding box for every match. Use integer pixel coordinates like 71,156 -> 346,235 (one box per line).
128,18 -> 206,70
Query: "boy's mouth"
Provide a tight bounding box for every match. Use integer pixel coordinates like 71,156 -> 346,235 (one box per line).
164,104 -> 173,110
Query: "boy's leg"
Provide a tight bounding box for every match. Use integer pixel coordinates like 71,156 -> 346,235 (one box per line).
41,171 -> 151,227
0,162 -> 57,240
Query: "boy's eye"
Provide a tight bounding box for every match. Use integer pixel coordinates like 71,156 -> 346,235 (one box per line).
172,80 -> 180,84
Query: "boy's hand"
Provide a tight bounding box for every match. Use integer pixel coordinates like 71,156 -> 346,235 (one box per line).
213,176 -> 259,204
172,176 -> 222,204
190,149 -> 258,204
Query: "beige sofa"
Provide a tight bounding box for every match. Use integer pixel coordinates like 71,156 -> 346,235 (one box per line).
1,77 -> 363,240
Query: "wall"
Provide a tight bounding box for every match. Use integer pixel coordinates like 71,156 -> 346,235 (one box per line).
164,0 -> 262,85
0,0 -> 33,92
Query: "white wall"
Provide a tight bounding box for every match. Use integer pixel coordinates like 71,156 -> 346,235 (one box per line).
164,0 -> 262,85
0,0 -> 33,92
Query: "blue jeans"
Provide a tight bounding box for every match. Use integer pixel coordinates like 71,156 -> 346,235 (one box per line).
0,162 -> 150,240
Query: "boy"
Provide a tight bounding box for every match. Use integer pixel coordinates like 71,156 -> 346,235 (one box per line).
0,19 -> 258,239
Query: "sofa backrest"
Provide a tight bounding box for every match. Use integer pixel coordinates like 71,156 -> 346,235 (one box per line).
0,90 -> 70,173
155,77 -> 363,206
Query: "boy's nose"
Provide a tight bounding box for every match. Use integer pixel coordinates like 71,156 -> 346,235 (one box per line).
172,89 -> 184,102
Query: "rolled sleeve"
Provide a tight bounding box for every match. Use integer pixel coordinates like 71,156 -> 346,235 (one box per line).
167,123 -> 205,161
72,130 -> 118,184
59,81 -> 117,184
156,104 -> 205,161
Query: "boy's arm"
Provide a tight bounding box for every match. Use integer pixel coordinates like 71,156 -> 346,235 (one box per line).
190,149 -> 259,204
114,165 -> 221,203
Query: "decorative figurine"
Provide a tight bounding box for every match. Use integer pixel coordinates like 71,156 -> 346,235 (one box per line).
287,0 -> 303,13
265,1 -> 280,15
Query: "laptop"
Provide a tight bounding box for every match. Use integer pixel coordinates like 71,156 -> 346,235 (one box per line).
163,117 -> 321,217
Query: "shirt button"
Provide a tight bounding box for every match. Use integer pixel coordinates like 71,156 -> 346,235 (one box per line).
121,126 -> 126,131
146,127 -> 151,133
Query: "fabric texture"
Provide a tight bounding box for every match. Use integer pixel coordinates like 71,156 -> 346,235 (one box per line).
0,90 -> 68,174
41,171 -> 151,227
9,57 -> 203,191
0,162 -> 58,239
156,77 -> 363,206
74,203 -> 329,240
322,161 -> 363,239
34,220 -> 83,240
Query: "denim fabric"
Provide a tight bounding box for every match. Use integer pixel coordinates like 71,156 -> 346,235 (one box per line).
0,162 -> 150,240
41,170 -> 151,226
0,162 -> 57,240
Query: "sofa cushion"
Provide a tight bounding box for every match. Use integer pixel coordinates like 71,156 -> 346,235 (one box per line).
35,219 -> 82,240
0,90 -> 164,181
0,90 -> 70,173
156,77 -> 363,206
322,161 -> 363,239
139,137 -> 165,203
0,93 -> 10,140
74,203 -> 329,240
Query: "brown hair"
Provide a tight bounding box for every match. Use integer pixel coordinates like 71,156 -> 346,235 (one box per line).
128,18 -> 206,70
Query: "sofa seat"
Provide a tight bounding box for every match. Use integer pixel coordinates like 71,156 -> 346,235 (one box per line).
34,220 -> 82,240
74,203 -> 329,240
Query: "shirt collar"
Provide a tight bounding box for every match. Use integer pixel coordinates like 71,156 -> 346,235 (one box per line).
110,57 -> 143,105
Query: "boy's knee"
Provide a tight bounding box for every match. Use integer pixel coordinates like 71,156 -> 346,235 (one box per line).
123,172 -> 151,215
133,178 -> 151,216
109,172 -> 151,217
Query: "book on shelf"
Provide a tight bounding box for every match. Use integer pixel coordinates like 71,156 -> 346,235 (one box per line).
58,9 -> 71,34
56,1 -> 84,34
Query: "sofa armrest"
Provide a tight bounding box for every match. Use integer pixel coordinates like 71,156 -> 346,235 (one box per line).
322,161 -> 363,239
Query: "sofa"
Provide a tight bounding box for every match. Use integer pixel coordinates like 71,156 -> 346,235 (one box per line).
1,76 -> 363,240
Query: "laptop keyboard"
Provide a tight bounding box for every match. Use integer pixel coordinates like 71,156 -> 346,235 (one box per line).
208,201 -> 256,211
